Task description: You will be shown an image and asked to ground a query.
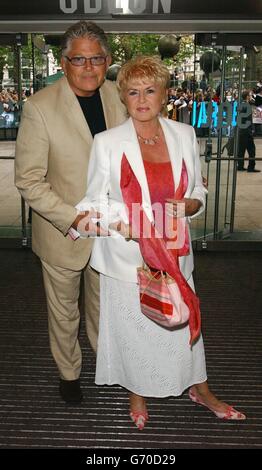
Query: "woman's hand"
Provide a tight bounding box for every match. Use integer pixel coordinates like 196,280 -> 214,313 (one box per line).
202,175 -> 208,189
109,221 -> 138,241
165,198 -> 202,217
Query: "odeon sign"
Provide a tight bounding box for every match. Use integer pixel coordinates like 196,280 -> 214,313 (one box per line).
191,101 -> 252,129
59,0 -> 172,15
1,0 -> 262,19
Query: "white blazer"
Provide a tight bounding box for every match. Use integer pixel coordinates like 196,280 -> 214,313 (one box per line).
78,117 -> 206,283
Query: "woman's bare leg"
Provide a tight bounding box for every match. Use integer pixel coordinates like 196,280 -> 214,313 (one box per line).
129,392 -> 148,430
190,381 -> 246,418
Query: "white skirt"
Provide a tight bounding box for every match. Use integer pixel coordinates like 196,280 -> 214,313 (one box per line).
95,274 -> 207,397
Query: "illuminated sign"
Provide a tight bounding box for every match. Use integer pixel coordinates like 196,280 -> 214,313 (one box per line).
59,0 -> 172,15
192,101 -> 252,129
0,0 -> 262,19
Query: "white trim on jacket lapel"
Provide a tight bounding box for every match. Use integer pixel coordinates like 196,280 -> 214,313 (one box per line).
159,117 -> 183,193
120,118 -> 154,222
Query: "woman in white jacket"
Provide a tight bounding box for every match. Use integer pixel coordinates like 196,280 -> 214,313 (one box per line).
77,56 -> 246,429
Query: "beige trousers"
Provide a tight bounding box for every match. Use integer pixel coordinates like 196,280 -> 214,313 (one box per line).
41,260 -> 100,380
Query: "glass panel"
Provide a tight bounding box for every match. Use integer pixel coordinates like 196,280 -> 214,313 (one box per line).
232,45 -> 262,239
0,145 -> 30,239
191,40 -> 262,242
1,31 -> 261,244
0,34 -> 62,241
191,43 -> 238,240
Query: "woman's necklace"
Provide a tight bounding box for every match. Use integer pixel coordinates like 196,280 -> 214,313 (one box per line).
137,132 -> 160,145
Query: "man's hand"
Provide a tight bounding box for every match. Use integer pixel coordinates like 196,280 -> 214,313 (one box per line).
71,209 -> 108,237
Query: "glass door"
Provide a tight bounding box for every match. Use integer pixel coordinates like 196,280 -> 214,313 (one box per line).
190,37 -> 262,245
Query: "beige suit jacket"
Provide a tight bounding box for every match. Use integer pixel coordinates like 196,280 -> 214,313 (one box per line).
15,76 -> 126,269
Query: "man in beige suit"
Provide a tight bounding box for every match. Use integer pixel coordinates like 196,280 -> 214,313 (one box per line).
15,21 -> 126,403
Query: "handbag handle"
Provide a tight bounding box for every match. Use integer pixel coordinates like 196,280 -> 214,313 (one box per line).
139,268 -> 165,301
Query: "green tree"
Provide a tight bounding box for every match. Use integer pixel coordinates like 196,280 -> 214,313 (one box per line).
175,36 -> 194,64
0,35 -> 61,90
245,48 -> 262,85
108,34 -> 195,67
108,34 -> 160,63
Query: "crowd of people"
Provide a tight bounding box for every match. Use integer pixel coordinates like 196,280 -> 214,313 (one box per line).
167,82 -> 262,129
166,82 -> 261,172
0,88 -> 29,128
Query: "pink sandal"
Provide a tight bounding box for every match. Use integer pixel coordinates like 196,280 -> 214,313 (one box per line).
130,410 -> 149,430
189,388 -> 246,420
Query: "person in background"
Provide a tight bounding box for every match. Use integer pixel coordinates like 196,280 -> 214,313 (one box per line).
254,86 -> 262,107
174,88 -> 191,124
238,90 -> 260,172
15,21 -> 126,404
200,74 -> 208,92
167,87 -> 177,119
254,86 -> 262,136
77,56 -> 246,429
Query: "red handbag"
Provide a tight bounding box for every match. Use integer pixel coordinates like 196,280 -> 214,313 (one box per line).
137,267 -> 190,328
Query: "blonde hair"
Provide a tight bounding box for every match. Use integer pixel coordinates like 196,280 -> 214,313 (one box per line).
116,55 -> 170,99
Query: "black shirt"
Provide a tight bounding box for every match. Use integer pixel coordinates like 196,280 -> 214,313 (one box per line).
76,89 -> 106,137
255,94 -> 262,107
